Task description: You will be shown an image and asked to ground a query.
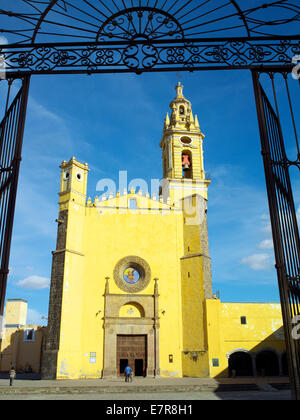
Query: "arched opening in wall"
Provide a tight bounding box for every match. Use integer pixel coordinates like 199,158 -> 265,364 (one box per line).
163,157 -> 168,178
256,350 -> 280,376
119,302 -> 145,318
182,150 -> 192,179
228,351 -> 253,377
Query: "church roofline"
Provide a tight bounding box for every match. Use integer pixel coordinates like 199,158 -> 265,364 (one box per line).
86,188 -> 179,211
60,157 -> 89,171
6,298 -> 28,303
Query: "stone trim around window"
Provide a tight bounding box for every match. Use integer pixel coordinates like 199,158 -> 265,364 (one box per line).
113,256 -> 151,293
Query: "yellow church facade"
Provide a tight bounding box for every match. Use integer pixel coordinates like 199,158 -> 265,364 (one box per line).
40,84 -> 286,380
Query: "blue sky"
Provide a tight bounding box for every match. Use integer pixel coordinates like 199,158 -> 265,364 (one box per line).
2,67 -> 299,326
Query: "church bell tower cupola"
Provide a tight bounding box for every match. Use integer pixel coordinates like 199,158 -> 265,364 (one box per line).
59,157 -> 89,207
170,82 -> 193,131
160,83 -> 210,204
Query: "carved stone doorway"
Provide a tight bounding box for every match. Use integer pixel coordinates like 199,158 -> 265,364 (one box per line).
117,335 -> 147,377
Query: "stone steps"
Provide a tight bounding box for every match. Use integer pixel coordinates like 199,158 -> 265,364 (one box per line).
0,382 -> 289,395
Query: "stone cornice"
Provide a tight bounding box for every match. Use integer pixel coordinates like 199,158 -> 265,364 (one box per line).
181,253 -> 211,260
52,248 -> 84,257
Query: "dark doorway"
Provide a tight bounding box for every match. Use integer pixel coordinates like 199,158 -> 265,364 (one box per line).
135,359 -> 144,377
120,359 -> 128,376
228,352 -> 253,377
256,350 -> 279,376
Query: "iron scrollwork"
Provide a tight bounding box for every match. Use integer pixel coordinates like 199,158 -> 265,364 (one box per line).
2,38 -> 300,75
1,1 -> 300,45
97,7 -> 184,42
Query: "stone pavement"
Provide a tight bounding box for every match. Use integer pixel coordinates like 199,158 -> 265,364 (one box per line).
0,375 -> 290,396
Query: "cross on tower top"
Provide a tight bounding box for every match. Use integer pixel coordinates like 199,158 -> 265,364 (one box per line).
176,81 -> 184,97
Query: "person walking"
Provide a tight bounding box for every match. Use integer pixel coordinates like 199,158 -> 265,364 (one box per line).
124,364 -> 133,383
9,367 -> 16,386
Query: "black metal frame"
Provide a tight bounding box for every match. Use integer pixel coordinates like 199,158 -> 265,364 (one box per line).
1,1 -> 300,43
252,70 -> 300,400
0,76 -> 30,343
0,0 -> 299,399
0,36 -> 299,76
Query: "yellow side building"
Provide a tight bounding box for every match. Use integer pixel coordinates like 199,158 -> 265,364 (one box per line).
0,299 -> 46,373
38,83 -> 286,380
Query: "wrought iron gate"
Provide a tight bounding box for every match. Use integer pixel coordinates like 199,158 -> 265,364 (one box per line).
0,0 -> 299,399
0,77 -> 30,341
252,70 -> 300,400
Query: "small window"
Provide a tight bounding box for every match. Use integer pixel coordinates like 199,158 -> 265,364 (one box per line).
24,328 -> 35,342
241,316 -> 247,325
212,358 -> 219,367
129,199 -> 137,209
169,355 -> 173,363
179,105 -> 185,115
89,352 -> 96,364
181,136 -> 192,145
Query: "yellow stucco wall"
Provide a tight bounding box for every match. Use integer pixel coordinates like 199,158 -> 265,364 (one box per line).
55,189 -> 188,379
206,300 -> 285,377
0,325 -> 46,373
4,299 -> 27,327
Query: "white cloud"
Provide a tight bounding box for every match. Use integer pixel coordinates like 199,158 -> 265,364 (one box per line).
261,220 -> 272,234
29,97 -> 63,123
259,213 -> 272,234
15,176 -> 57,238
0,37 -> 8,80
27,308 -> 47,326
241,253 -> 273,271
261,213 -> 270,220
0,36 -> 8,45
16,275 -> 50,290
258,239 -> 274,250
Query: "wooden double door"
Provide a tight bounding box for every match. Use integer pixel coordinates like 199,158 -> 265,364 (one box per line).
117,335 -> 147,377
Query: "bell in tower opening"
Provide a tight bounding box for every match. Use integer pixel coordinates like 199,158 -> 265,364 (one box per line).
182,152 -> 192,179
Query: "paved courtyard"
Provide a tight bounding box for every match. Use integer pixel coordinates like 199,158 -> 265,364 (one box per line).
0,390 -> 292,400
0,375 -> 291,400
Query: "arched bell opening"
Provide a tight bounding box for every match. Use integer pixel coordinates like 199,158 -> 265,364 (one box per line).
182,150 -> 192,179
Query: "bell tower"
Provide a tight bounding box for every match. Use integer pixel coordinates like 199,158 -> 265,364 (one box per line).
42,157 -> 89,379
160,84 -> 213,377
160,82 -> 210,204
59,157 -> 89,207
